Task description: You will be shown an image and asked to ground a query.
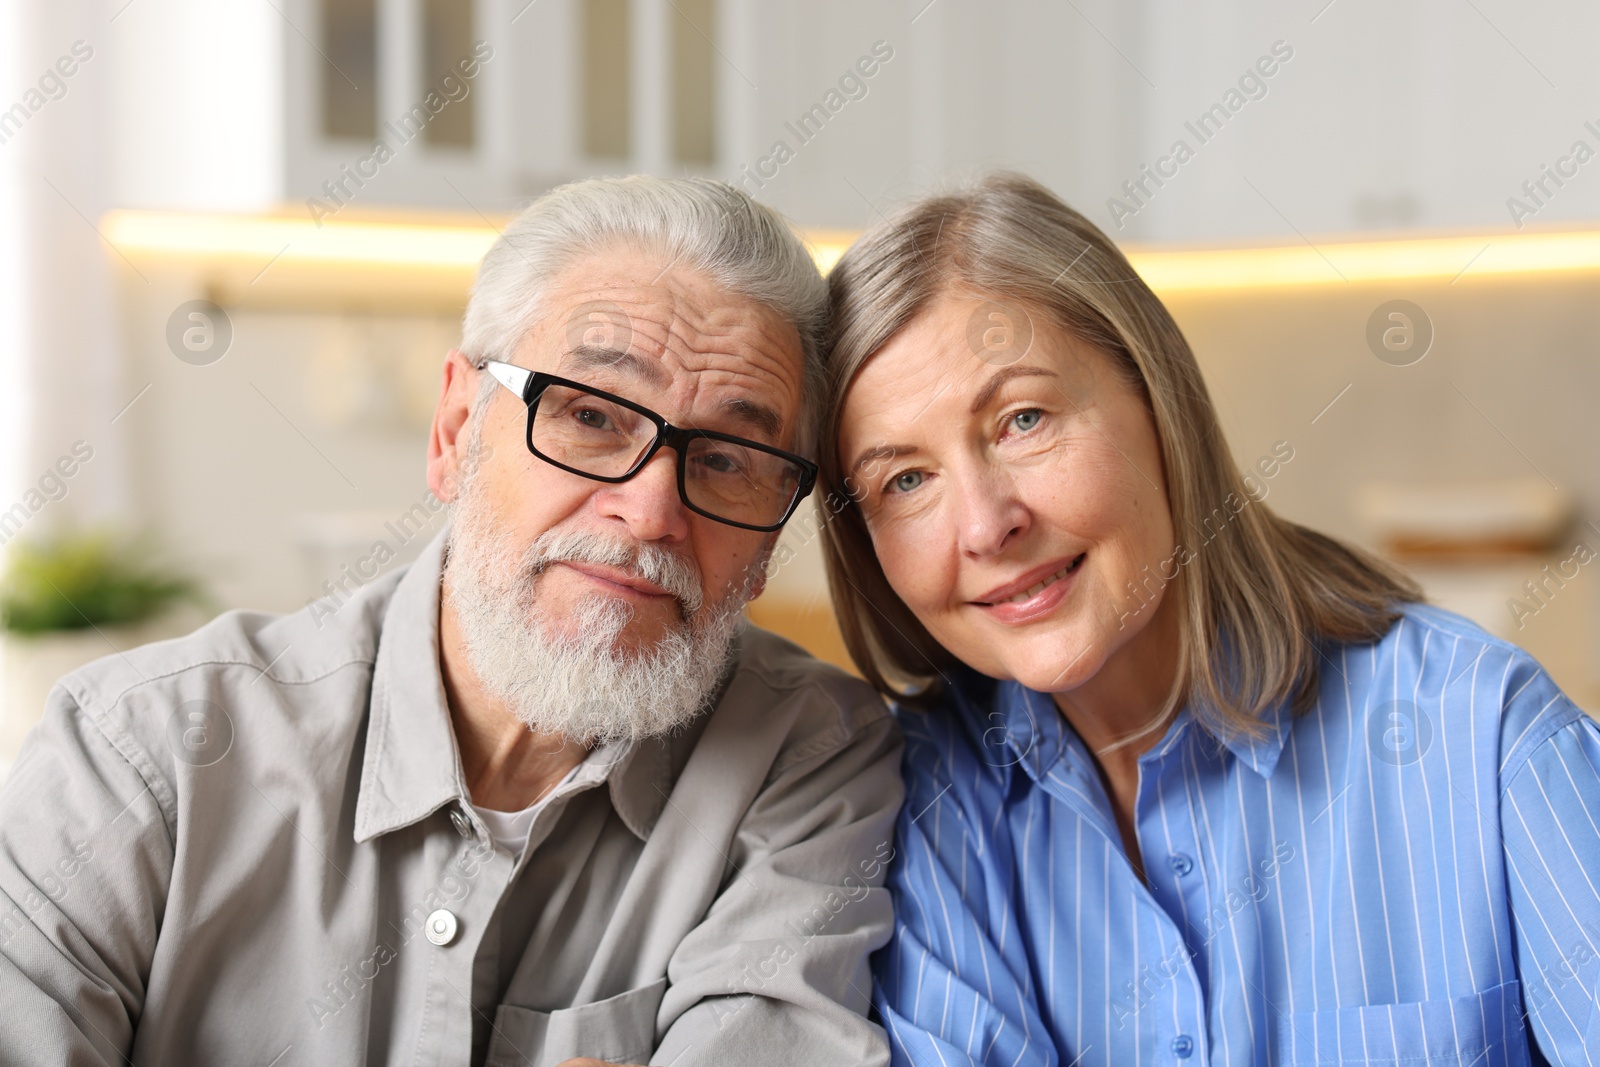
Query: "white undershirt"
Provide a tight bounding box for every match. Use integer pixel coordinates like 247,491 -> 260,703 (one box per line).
472,763 -> 583,857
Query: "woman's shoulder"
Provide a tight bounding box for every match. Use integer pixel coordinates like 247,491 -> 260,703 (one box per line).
890,670 -> 1012,790
892,673 -> 983,754
1368,600 -> 1563,694
1331,599 -> 1538,680
1323,600 -> 1591,780
1387,599 -> 1524,649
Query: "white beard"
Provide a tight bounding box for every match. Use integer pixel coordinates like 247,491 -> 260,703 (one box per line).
442,445 -> 756,746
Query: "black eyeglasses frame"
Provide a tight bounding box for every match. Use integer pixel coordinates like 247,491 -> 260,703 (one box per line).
476,359 -> 817,533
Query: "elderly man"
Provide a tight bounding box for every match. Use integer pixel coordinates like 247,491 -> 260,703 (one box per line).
0,177 -> 902,1065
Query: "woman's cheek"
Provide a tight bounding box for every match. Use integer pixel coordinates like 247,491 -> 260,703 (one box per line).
871,514 -> 949,615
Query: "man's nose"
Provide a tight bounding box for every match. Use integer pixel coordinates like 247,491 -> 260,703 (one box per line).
592,448 -> 692,543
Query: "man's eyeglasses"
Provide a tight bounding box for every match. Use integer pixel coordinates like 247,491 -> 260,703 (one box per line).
477,360 -> 817,532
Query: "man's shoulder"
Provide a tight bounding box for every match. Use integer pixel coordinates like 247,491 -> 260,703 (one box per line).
43,569 -> 406,802
719,622 -> 894,776
59,568 -> 401,713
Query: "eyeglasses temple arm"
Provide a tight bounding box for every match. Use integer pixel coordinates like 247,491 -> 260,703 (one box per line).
477,359 -> 534,402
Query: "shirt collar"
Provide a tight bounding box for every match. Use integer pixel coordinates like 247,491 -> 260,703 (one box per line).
1211,694 -> 1294,779
978,676 -> 1295,784
354,529 -> 683,844
354,531 -> 462,843
604,731 -> 680,840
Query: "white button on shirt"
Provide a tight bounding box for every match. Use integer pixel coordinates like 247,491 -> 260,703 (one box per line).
425,909 -> 459,947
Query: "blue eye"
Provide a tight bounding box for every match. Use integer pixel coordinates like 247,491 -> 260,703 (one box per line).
1011,409 -> 1043,432
890,471 -> 924,494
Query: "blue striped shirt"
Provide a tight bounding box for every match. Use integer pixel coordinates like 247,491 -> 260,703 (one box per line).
873,604 -> 1600,1065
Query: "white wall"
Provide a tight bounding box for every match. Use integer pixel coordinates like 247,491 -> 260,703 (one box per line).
2,0 -> 129,530
108,0 -> 283,211
0,0 -> 287,544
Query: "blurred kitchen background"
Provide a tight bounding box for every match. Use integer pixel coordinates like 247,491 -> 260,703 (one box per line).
3,0 -> 1599,772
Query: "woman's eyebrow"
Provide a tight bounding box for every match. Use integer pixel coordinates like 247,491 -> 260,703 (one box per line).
845,366 -> 1061,476
970,365 -> 1060,413
849,443 -> 914,477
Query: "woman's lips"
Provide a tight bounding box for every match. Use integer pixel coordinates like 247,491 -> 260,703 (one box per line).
972,553 -> 1086,624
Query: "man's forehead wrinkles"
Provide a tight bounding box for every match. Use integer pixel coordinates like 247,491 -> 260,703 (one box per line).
574,281 -> 729,334
630,304 -> 774,354
557,295 -> 794,387
542,261 -> 804,436
630,313 -> 796,388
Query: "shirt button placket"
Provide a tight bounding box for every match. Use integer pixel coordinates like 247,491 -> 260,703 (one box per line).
417,822 -> 512,1059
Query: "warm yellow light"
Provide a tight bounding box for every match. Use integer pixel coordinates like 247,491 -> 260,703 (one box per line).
1125,229 -> 1600,292
100,209 -> 1600,292
103,211 -> 497,271
799,229 -> 857,276
102,209 -> 854,276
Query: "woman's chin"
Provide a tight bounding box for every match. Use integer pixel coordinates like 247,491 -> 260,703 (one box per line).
1010,651 -> 1104,696
960,627 -> 1109,696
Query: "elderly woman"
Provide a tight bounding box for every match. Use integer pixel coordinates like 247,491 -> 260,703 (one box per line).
819,173 -> 1600,1065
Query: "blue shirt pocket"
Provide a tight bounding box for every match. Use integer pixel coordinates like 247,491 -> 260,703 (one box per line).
1274,980 -> 1529,1065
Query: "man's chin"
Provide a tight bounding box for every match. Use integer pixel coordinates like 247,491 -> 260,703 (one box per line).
536,614 -> 682,657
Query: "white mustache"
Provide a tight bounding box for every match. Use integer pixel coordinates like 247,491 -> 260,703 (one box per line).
522,528 -> 705,617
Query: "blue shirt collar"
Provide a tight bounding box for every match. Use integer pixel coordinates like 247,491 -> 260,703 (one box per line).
974,677 -> 1295,783
1218,694 -> 1295,778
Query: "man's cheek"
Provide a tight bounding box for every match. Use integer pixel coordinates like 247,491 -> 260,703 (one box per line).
503,464 -> 594,536
698,546 -> 747,608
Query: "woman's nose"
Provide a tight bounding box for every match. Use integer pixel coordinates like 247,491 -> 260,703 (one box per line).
954,466 -> 1030,558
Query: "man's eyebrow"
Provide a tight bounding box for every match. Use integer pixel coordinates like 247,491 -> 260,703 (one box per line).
970,365 -> 1059,413
559,345 -> 785,441
558,345 -> 669,387
718,397 -> 784,441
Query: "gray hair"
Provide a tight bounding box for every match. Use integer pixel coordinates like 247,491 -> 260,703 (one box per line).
460,175 -> 828,454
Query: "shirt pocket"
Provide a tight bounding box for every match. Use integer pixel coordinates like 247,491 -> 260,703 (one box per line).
1274,980 -> 1530,1066
484,976 -> 667,1067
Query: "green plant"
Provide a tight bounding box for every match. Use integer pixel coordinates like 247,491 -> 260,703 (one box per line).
0,529 -> 205,635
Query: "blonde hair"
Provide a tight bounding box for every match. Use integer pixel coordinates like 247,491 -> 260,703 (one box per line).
818,172 -> 1421,737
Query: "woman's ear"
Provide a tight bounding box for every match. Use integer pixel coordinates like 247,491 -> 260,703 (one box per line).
428,349 -> 481,503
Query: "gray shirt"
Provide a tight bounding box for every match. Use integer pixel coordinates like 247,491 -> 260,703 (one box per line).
0,533 -> 903,1066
